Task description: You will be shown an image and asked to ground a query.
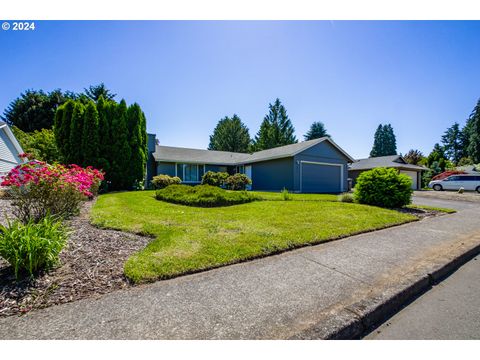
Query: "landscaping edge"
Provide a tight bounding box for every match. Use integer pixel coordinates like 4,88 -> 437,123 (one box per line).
288,240 -> 480,340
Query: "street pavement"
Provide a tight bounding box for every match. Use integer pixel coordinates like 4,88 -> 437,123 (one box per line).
0,197 -> 479,339
365,256 -> 480,339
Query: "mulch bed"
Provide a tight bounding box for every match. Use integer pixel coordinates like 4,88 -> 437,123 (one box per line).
0,199 -> 152,317
394,207 -> 448,219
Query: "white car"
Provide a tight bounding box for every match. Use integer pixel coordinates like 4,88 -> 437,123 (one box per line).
428,174 -> 480,193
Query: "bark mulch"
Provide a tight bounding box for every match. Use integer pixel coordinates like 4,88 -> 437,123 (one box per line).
395,207 -> 449,219
0,199 -> 152,317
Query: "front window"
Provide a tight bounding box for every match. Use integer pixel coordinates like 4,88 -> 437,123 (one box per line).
176,163 -> 203,182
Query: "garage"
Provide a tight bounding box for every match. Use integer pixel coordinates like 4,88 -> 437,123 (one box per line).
400,170 -> 418,190
300,161 -> 343,193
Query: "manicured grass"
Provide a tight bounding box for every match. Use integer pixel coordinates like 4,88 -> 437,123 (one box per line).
251,191 -> 339,201
91,191 -> 417,283
405,204 -> 456,214
155,184 -> 259,207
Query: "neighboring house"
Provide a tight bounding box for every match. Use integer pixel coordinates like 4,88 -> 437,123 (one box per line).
348,155 -> 426,190
146,135 -> 355,193
0,121 -> 26,177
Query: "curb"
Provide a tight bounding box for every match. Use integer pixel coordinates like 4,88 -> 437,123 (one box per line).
290,241 -> 480,340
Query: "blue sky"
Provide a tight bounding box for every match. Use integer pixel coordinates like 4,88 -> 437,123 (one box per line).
1,20 -> 480,158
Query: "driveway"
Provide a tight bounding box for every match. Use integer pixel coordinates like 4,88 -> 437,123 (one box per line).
414,190 -> 480,203
412,195 -> 479,211
0,199 -> 479,339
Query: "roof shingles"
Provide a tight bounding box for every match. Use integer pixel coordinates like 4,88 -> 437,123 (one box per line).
152,137 -> 354,165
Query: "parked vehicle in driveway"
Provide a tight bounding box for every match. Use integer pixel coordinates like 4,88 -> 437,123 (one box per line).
428,174 -> 480,193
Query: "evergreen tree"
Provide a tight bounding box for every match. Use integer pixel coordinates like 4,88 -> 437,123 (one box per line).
54,100 -> 75,161
68,102 -> 85,164
208,114 -> 251,153
370,125 -> 384,157
465,99 -> 480,163
95,96 -> 112,174
441,122 -> 465,164
52,96 -> 148,191
403,149 -> 424,165
304,121 -> 329,140
127,103 -> 148,188
370,124 -> 397,157
81,101 -> 100,167
83,83 -> 117,101
383,124 -> 397,155
253,98 -> 297,151
109,100 -> 131,190
426,143 -> 447,169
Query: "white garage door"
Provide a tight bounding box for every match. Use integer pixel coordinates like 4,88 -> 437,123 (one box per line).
400,170 -> 418,190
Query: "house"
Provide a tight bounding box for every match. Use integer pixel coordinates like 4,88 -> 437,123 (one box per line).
0,121 -> 25,177
146,134 -> 355,193
348,155 -> 426,190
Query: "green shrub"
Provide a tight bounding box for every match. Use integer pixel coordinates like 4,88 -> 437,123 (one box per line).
151,174 -> 181,189
225,173 -> 252,191
0,216 -> 69,279
155,184 -> 258,207
338,193 -> 354,203
201,171 -> 229,187
354,168 -> 413,208
281,187 -> 291,201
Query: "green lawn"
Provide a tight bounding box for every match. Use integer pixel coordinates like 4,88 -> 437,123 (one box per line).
251,191 -> 339,201
405,204 -> 456,214
91,190 -> 417,283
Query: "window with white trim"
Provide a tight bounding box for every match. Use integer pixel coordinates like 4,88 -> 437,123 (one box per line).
176,163 -> 203,182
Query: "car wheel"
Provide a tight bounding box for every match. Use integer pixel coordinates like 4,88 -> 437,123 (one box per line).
476,186 -> 480,194
433,184 -> 443,191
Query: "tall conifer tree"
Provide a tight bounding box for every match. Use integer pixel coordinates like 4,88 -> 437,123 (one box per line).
68,102 -> 85,164
253,98 -> 297,151
110,100 -> 131,190
81,101 -> 100,167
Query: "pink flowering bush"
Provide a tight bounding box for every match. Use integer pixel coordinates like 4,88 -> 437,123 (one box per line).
1,161 -> 104,223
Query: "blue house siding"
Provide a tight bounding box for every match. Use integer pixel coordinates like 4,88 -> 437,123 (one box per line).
145,133 -> 157,187
157,162 -> 176,177
293,141 -> 350,193
150,137 -> 353,193
250,157 -> 294,191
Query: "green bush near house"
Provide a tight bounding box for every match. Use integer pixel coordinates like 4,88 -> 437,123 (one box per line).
155,184 -> 258,207
151,174 -> 181,189
225,173 -> 252,190
201,171 -> 229,187
0,216 -> 69,280
354,167 -> 413,208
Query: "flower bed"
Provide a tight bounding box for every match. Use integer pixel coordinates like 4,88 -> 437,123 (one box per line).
1,160 -> 104,222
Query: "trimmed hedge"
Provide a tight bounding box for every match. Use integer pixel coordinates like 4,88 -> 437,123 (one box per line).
354,167 -> 413,208
151,174 -> 181,189
201,171 -> 229,187
155,184 -> 258,207
225,173 -> 251,190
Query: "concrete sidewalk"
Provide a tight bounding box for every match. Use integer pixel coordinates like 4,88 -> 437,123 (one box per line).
1,202 -> 479,339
